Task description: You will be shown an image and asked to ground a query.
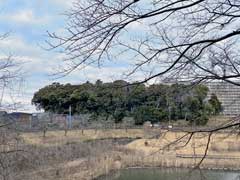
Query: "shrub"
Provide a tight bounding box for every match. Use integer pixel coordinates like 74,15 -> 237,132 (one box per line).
133,106 -> 168,125
208,93 -> 222,115
113,109 -> 125,123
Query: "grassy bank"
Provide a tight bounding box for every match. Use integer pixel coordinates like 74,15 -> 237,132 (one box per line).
13,129 -> 240,180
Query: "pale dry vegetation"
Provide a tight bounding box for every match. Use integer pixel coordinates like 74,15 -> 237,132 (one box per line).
2,126 -> 240,180
21,129 -> 145,147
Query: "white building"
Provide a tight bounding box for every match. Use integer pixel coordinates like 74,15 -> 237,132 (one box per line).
206,82 -> 240,116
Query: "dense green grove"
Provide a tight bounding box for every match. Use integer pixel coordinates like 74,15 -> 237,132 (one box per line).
32,80 -> 222,125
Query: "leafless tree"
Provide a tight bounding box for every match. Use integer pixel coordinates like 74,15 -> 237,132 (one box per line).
0,33 -> 24,180
47,0 -> 240,84
46,0 -> 240,168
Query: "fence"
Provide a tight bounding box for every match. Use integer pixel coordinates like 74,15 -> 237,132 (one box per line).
0,113 -> 137,132
0,112 -> 238,133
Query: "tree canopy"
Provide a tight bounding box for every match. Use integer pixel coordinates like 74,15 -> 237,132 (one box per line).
32,80 -> 222,125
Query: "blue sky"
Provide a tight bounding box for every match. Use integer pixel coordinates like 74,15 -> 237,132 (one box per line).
0,1 -> 110,112
0,0 -> 148,112
0,1 -> 234,112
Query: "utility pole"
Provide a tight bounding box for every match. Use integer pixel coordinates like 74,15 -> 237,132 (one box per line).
69,105 -> 72,129
166,94 -> 171,128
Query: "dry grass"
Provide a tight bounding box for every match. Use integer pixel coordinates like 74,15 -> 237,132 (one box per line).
127,131 -> 240,158
20,129 -> 145,147
207,115 -> 232,126
16,129 -> 240,180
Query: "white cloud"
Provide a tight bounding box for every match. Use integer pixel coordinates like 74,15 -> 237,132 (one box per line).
0,9 -> 50,25
58,65 -> 146,85
0,36 -> 40,55
50,0 -> 74,8
11,10 -> 35,24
